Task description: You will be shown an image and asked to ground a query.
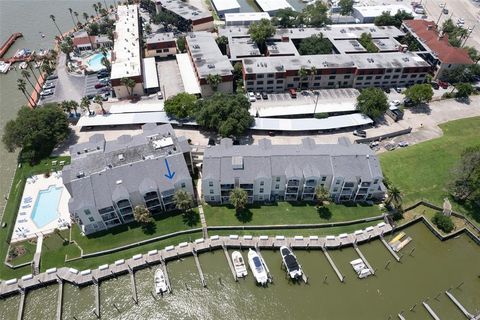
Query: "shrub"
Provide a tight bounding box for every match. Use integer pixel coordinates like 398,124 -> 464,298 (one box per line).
314,112 -> 329,119
431,212 -> 454,233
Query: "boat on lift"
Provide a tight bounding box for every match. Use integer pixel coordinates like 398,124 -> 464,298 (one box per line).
154,268 -> 168,294
280,246 -> 303,279
232,251 -> 248,278
247,249 -> 268,285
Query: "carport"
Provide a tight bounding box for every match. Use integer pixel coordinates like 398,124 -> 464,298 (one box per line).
176,53 -> 201,96
142,57 -> 160,95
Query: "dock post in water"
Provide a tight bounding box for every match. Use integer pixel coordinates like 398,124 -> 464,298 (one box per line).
192,249 -> 207,287
254,243 -> 273,283
94,283 -> 100,318
423,301 -> 441,320
445,290 -> 475,319
222,243 -> 237,282
129,268 -> 138,304
56,280 -> 64,320
321,246 -> 344,282
160,258 -> 172,293
380,236 -> 401,262
397,313 -> 406,320
353,243 -> 375,275
17,291 -> 26,320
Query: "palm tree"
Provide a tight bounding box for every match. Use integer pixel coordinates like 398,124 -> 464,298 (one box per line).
93,94 -> 106,114
69,100 -> 80,117
310,66 -> 317,82
206,74 -> 222,92
133,205 -> 153,224
83,12 -> 89,23
298,67 -> 309,82
315,186 -> 330,207
74,11 -> 81,27
21,70 -> 40,96
174,189 -> 194,212
120,77 -> 136,96
17,79 -> 36,107
61,100 -> 73,117
93,3 -> 98,14
386,185 -> 403,210
68,8 -> 76,30
229,188 -> 248,212
80,96 -> 92,115
60,36 -> 74,62
49,14 -> 64,40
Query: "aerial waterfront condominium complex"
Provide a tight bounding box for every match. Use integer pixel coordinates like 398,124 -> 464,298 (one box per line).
63,124 -> 194,235
202,137 -> 385,204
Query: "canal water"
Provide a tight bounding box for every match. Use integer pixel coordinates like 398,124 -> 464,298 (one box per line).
1,222 -> 479,319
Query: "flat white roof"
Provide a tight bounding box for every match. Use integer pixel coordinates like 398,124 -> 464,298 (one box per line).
176,53 -> 201,95
254,0 -> 294,13
224,12 -> 270,22
251,100 -> 357,117
111,5 -> 142,80
109,102 -> 164,114
354,4 -> 415,17
211,0 -> 240,12
142,57 -> 159,89
77,112 -> 196,127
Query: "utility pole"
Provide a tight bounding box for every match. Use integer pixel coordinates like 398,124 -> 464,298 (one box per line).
462,25 -> 476,47
436,3 -> 446,28
312,92 -> 320,118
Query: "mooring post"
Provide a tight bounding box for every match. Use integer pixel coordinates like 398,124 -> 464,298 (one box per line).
410,304 -> 416,312
385,260 -> 391,269
409,247 -> 415,256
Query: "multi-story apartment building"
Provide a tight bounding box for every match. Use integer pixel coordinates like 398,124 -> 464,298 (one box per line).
145,32 -> 177,58
242,52 -> 430,93
110,5 -> 144,98
202,137 -> 385,204
63,124 -> 194,235
155,0 -> 214,31
402,20 -> 474,80
185,32 -> 234,96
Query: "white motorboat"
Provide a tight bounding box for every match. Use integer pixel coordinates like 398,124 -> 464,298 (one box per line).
154,268 -> 168,294
0,61 -> 11,74
19,62 -> 28,69
350,258 -> 366,273
358,268 -> 372,279
247,249 -> 268,285
280,246 -> 303,279
232,251 -> 248,278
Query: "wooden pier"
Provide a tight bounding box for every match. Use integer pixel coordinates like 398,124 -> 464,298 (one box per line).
56,280 -> 64,320
445,290 -> 475,319
0,33 -> 22,58
222,244 -> 237,282
17,291 -> 25,320
353,243 -> 375,275
94,283 -> 100,318
192,249 -> 207,287
129,269 -> 138,304
423,301 -> 441,320
0,222 -> 392,298
321,246 -> 344,282
380,236 -> 401,262
160,258 -> 172,293
397,313 -> 406,320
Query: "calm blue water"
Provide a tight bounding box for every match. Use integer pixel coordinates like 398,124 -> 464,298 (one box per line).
31,186 -> 63,228
87,52 -> 110,71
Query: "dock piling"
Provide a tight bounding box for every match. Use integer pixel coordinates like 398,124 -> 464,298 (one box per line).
321,246 -> 344,282
353,243 -> 375,275
380,236 -> 401,262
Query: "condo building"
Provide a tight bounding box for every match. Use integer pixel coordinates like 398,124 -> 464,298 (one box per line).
155,0 -> 214,31
63,124 -> 194,235
202,137 -> 385,204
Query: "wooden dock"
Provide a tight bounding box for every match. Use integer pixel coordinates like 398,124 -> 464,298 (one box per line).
445,290 -> 475,319
56,280 -> 63,320
129,269 -> 138,304
17,291 -> 25,320
353,243 -> 375,275
192,249 -> 207,288
94,282 -> 100,318
0,33 -> 22,58
423,301 -> 441,320
160,258 -> 172,293
398,313 -> 406,320
222,244 -> 237,282
0,222 -> 392,297
380,236 -> 401,262
321,246 -> 344,282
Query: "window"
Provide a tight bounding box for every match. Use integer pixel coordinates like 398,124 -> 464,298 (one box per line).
401,75 -> 407,79
287,83 -> 294,88
333,188 -> 338,192
293,77 -> 300,81
315,76 -> 321,80
210,189 -> 214,194
257,74 -> 264,78
259,188 -> 264,193
259,196 -> 263,200
375,76 -> 381,79
163,48 -> 169,52
366,76 -> 372,80
181,182 -> 186,188
88,217 -> 95,222
313,82 -> 320,87
260,181 -> 264,186
336,180 -> 341,184
328,82 -> 334,86
257,80 -> 264,85
344,75 -> 350,79
84,209 -> 91,215
267,73 -> 274,78
209,181 -> 213,187
392,75 -> 399,79
395,69 -> 401,72
247,81 -> 254,86
275,184 -> 279,189
357,76 -> 364,80
210,196 -> 215,201
329,75 -> 335,80
386,69 -> 392,73
321,176 -> 326,182
373,179 -> 378,184
384,75 -> 391,79
276,177 -> 280,182
276,79 -> 284,84
267,80 -> 274,84
411,74 -> 417,78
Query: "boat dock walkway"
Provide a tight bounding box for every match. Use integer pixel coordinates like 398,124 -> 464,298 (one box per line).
94,282 -> 100,318
222,243 -> 237,282
353,243 -> 375,275
0,222 -> 391,297
0,33 -> 22,58
380,236 -> 401,262
17,291 -> 25,320
160,258 -> 172,294
129,268 -> 138,304
56,280 -> 63,320
321,246 -> 344,282
423,301 -> 441,320
445,290 -> 475,319
192,248 -> 207,288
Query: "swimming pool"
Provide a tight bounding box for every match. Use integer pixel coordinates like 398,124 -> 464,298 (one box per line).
87,52 -> 111,72
31,185 -> 63,228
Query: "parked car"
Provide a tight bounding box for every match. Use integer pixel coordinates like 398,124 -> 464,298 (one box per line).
383,87 -> 391,93
97,71 -> 110,79
46,74 -> 58,81
442,8 -> 449,14
261,91 -> 268,99
40,88 -> 54,96
431,81 -> 439,90
398,141 -> 409,148
98,77 -> 110,85
395,87 -> 404,93
385,143 -> 396,151
85,93 -> 96,100
353,129 -> 367,138
97,87 -> 111,93
255,92 -> 262,100
42,82 -> 55,90
157,91 -> 163,100
94,82 -> 108,89
247,91 -> 256,102
403,97 -> 414,107
438,80 -> 449,89
289,88 -> 297,98
391,100 -> 400,106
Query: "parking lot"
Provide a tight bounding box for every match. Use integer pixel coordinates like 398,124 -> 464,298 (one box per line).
157,59 -> 184,99
37,78 -> 59,104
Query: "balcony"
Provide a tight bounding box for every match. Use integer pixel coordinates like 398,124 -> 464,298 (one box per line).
303,187 -> 315,194
116,199 -> 131,209
287,180 -> 300,187
101,213 -> 117,221
220,184 -> 234,190
304,180 -> 316,187
146,199 -> 160,207
361,182 -> 371,188
119,206 -> 132,215
285,194 -> 298,201
221,190 -> 231,197
161,189 -> 175,197
144,192 -> 159,201
286,187 -> 298,194
240,184 -> 254,190
357,188 -> 368,195
162,195 -> 175,204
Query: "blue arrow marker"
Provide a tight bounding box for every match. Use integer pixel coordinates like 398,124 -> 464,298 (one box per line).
164,158 -> 175,180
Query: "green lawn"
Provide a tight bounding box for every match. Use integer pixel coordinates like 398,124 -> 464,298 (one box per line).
380,117 -> 480,223
203,202 -> 384,226
71,209 -> 200,254
0,156 -> 71,280
8,241 -> 36,266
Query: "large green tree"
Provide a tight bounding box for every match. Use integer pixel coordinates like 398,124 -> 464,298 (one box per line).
163,92 -> 197,119
374,10 -> 413,28
298,33 -> 332,55
248,18 -> 275,51
448,146 -> 480,202
359,32 -> 379,53
356,88 -> 388,118
133,205 -> 153,224
229,188 -> 248,212
338,0 -> 354,16
432,212 -> 454,233
454,83 -> 474,99
174,189 -> 194,212
195,93 -> 254,137
315,186 -> 330,207
2,104 -> 69,161
302,1 -> 330,27
206,74 -> 222,92
404,84 -> 433,105
272,8 -> 299,28
60,36 -> 74,62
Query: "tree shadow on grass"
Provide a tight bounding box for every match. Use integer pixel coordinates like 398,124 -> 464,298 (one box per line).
182,210 -> 200,227
141,221 -> 157,235
317,206 -> 332,220
235,209 -> 253,223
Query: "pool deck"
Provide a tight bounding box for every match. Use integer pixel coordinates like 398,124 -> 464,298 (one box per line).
0,222 -> 393,297
11,173 -> 71,243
